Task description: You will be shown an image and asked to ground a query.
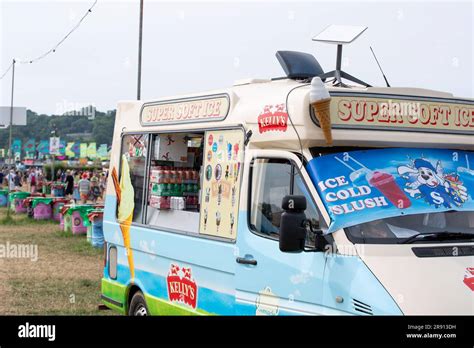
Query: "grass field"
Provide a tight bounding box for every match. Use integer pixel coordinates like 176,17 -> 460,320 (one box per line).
0,207 -> 114,315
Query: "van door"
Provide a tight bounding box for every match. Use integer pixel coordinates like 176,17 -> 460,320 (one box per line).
235,150 -> 330,315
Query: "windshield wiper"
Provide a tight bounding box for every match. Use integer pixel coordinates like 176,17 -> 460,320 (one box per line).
399,232 -> 474,244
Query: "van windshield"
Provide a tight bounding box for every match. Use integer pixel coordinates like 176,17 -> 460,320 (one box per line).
346,211 -> 474,244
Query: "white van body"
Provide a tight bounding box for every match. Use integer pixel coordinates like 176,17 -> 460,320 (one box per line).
101,75 -> 474,316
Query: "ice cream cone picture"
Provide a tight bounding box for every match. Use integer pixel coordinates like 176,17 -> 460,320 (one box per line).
215,211 -> 221,234
231,186 -> 236,207
112,155 -> 136,281
310,77 -> 333,145
234,163 -> 241,183
230,212 -> 235,235
217,184 -> 222,206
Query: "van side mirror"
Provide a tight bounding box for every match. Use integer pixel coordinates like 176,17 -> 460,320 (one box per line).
279,195 -> 307,253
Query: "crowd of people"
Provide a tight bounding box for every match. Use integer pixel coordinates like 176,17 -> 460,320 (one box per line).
0,166 -> 108,204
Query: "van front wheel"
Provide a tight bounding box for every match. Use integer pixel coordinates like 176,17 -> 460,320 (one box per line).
129,291 -> 149,316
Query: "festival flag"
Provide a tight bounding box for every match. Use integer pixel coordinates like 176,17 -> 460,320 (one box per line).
72,142 -> 80,158
49,137 -> 60,155
98,144 -> 108,160
80,143 -> 88,158
66,142 -> 75,158
37,140 -> 50,159
59,140 -> 66,156
12,139 -> 22,160
56,140 -> 67,160
23,138 -> 36,158
87,142 -> 97,159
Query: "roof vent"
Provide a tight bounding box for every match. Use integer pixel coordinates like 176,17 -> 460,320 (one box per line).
275,51 -> 324,80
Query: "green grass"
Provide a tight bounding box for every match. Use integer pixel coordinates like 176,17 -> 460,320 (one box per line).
0,214 -> 16,225
0,206 -> 111,315
0,212 -> 55,226
8,278 -> 109,315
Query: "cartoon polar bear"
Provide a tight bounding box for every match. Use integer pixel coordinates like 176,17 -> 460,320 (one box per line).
397,158 -> 468,208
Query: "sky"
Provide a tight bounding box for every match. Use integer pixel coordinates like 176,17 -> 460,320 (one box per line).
0,0 -> 473,115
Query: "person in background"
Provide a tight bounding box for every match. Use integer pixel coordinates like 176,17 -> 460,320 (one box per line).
6,169 -> 16,191
60,170 -> 66,182
99,172 -> 107,200
23,171 -> 28,187
78,173 -> 91,204
64,170 -> 74,199
0,169 -> 4,189
29,169 -> 37,193
14,171 -> 22,190
90,176 -> 101,203
37,167 -> 45,193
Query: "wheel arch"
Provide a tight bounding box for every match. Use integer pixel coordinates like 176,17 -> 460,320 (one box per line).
126,284 -> 144,314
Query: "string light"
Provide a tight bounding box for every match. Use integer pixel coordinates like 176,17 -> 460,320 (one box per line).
0,62 -> 14,81
0,0 -> 97,78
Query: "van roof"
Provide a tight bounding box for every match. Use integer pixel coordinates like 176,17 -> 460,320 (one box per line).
115,78 -> 474,151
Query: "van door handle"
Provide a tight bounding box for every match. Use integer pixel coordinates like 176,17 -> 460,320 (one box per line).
236,256 -> 257,266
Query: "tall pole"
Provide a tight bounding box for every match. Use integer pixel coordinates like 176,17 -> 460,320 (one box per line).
6,59 -> 15,218
51,125 -> 57,183
137,0 -> 144,100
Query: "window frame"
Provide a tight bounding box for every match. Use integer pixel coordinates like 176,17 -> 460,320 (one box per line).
117,133 -> 150,225
108,245 -> 118,280
247,155 -> 321,242
116,125 -> 245,244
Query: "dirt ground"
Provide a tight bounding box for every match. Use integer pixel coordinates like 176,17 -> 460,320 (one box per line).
0,207 -> 113,315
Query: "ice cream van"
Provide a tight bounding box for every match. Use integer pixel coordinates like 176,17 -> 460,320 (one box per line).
101,26 -> 474,316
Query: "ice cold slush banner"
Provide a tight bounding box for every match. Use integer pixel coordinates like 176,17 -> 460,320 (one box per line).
307,148 -> 474,233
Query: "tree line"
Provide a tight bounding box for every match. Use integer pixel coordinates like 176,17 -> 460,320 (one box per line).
0,108 -> 116,150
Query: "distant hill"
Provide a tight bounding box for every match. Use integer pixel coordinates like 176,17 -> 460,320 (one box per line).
0,108 -> 116,149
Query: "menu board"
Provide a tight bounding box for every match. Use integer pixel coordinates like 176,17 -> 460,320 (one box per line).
199,129 -> 244,239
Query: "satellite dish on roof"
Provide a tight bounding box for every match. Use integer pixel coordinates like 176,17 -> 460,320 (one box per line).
313,25 -> 370,87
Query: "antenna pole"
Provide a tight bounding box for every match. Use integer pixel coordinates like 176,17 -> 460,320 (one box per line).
335,44 -> 342,85
370,46 -> 390,87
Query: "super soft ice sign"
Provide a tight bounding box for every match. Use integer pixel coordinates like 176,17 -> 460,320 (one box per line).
310,93 -> 474,134
307,148 -> 474,233
141,95 -> 230,126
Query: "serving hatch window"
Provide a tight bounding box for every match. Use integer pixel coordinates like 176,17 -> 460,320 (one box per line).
144,133 -> 204,234
119,134 -> 148,223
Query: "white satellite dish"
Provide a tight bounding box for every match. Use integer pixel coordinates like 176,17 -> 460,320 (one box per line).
313,25 -> 370,87
313,25 -> 367,45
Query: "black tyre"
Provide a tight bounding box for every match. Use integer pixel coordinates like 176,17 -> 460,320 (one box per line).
128,291 -> 149,316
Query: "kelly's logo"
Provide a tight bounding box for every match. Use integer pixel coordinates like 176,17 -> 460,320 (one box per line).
258,104 -> 288,133
463,267 -> 474,291
167,264 -> 198,309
